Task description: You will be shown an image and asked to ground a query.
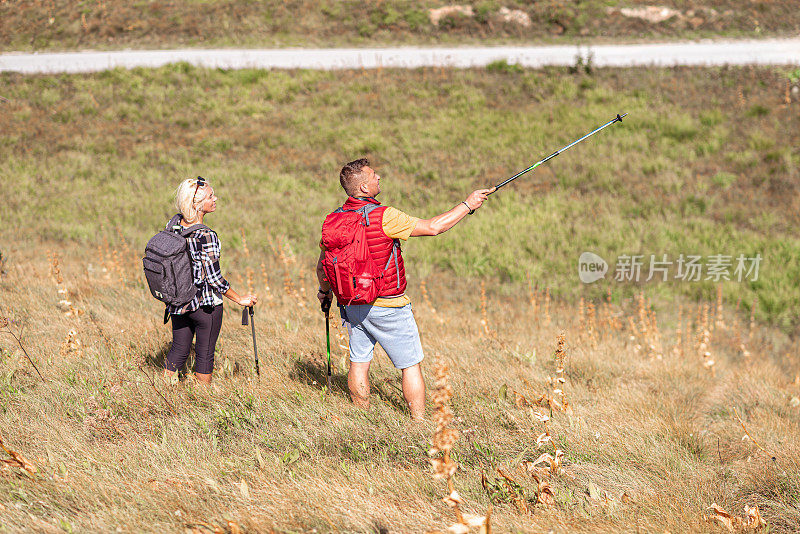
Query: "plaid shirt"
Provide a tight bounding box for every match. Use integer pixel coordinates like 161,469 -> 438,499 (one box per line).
165,220 -> 230,315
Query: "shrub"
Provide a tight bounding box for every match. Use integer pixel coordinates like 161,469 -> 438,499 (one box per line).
403,9 -> 429,31
486,59 -> 524,74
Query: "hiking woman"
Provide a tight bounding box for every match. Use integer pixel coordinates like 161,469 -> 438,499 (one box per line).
163,176 -> 257,384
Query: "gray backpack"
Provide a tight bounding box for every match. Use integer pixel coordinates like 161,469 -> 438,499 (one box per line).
142,214 -> 205,307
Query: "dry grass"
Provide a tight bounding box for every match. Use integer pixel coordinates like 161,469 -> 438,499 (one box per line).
0,237 -> 798,532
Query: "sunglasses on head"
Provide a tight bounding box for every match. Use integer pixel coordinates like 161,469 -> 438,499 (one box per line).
193,176 -> 206,202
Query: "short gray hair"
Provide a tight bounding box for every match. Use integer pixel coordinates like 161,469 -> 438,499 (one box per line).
339,158 -> 369,196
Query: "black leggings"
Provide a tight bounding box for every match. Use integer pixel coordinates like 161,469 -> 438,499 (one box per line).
165,305 -> 223,374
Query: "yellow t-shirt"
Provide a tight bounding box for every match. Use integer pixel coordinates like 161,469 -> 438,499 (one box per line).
381,207 -> 419,241
373,207 -> 419,308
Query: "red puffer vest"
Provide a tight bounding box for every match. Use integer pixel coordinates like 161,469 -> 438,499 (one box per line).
340,196 -> 407,297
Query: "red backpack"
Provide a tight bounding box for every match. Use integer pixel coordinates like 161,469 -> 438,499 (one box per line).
321,204 -> 388,305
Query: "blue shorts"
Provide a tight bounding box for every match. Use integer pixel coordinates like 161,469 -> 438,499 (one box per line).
342,304 -> 424,370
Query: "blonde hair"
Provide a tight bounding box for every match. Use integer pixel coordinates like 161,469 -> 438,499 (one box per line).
175,177 -> 211,224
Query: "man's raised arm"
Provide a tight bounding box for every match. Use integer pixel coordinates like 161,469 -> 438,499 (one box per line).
410,188 -> 495,237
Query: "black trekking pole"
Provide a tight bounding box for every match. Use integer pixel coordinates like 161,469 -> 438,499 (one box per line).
242,306 -> 259,377
322,299 -> 332,391
489,113 -> 627,194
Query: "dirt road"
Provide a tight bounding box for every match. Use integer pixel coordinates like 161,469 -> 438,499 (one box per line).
1,38 -> 798,73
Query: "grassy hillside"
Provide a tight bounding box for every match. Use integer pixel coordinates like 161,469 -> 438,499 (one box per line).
1,65 -> 799,330
1,63 -> 799,532
2,0 -> 800,51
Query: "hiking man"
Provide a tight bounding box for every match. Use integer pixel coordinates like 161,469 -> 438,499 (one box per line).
316,158 -> 493,420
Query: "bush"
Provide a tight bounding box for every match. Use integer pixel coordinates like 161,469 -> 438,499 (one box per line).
473,1 -> 499,24
403,9 -> 429,31
371,7 -> 402,29
486,59 -> 523,74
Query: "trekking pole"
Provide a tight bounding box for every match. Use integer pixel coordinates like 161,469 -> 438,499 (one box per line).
242,306 -> 259,377
322,299 -> 332,391
489,113 -> 627,194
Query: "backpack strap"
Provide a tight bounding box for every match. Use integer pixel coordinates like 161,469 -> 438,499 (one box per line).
178,223 -> 210,238
166,214 -> 210,237
166,214 -> 183,232
335,204 -> 381,226
360,203 -> 381,226
383,240 -> 401,289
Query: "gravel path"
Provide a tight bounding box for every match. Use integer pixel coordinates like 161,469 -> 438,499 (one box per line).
1,38 -> 798,74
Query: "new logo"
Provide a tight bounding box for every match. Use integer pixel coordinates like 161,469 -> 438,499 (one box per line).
578,252 -> 608,284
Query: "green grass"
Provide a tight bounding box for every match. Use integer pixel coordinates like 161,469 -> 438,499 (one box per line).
2,65 -> 799,331
2,0 -> 800,51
